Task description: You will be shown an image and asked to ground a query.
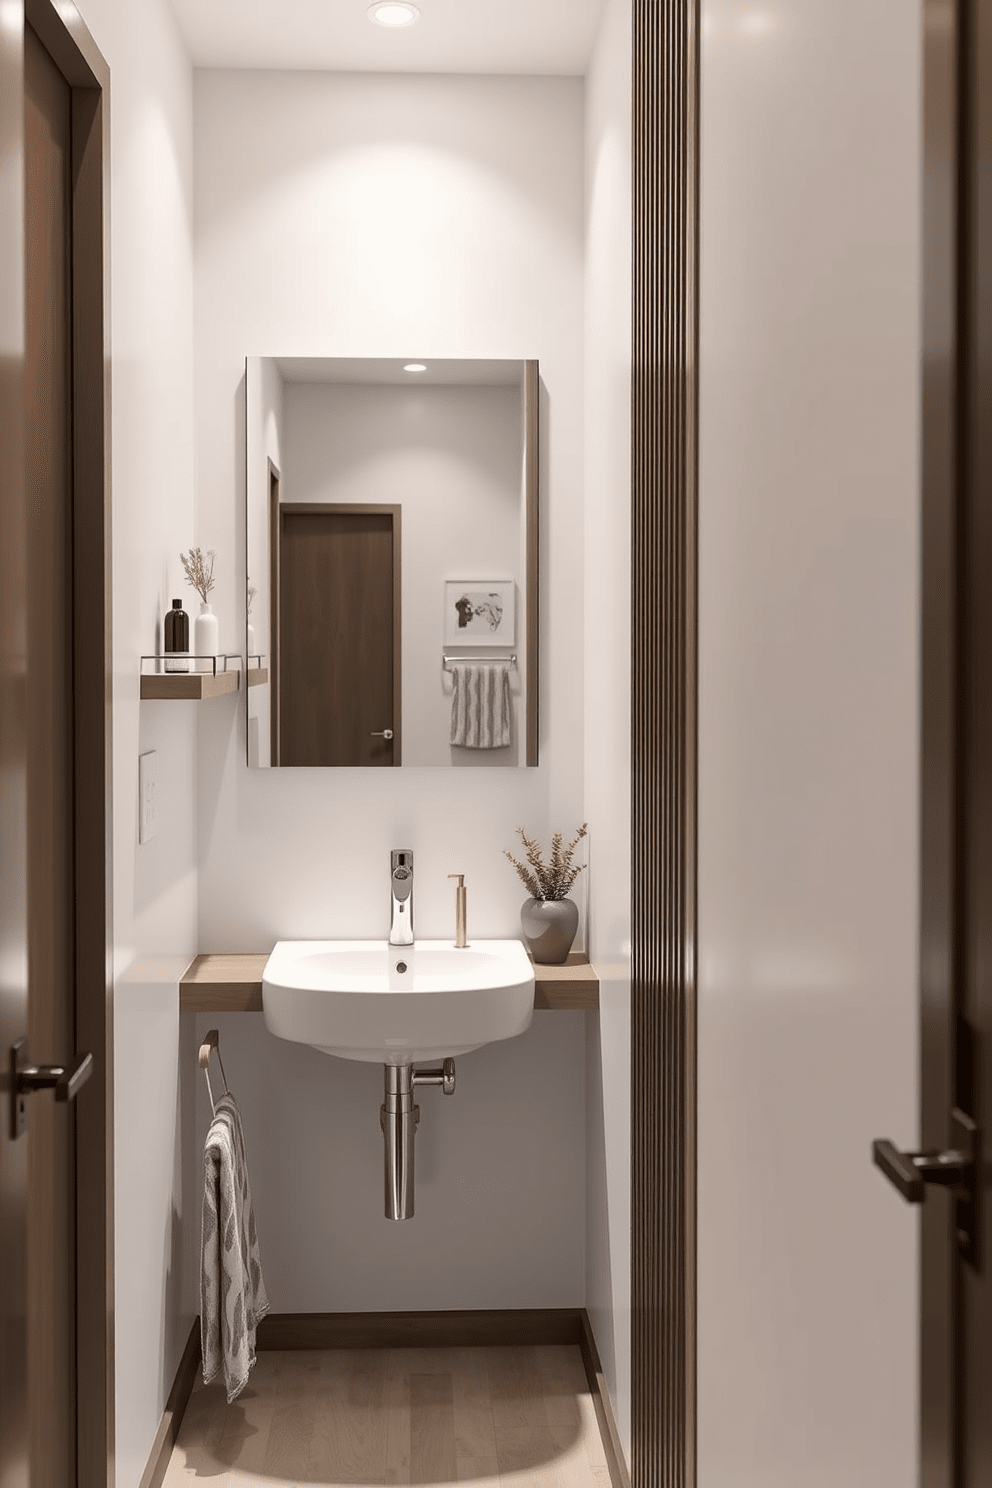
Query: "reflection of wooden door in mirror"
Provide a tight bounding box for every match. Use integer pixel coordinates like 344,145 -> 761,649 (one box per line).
275,503 -> 402,766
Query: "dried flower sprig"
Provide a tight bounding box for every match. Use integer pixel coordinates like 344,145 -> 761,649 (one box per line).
247,584 -> 257,616
180,547 -> 216,604
504,823 -> 588,902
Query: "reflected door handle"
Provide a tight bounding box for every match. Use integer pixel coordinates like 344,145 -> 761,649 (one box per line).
370,729 -> 394,740
10,1037 -> 94,1139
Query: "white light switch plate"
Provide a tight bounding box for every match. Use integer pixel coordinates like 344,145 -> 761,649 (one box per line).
138,751 -> 158,844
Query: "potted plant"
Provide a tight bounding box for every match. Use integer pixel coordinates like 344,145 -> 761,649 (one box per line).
504,823 -> 588,964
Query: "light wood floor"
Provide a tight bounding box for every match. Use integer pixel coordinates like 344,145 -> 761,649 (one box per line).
162,1344 -> 612,1488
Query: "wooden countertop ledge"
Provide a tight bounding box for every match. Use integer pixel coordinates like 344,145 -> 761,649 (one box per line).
180,950 -> 598,1012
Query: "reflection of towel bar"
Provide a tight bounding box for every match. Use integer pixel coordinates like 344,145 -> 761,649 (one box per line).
198,1028 -> 230,1115
443,653 -> 517,670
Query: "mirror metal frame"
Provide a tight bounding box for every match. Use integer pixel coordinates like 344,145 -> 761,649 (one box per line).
524,359 -> 539,766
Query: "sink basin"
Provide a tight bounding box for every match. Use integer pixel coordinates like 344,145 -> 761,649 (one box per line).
262,939 -> 535,1064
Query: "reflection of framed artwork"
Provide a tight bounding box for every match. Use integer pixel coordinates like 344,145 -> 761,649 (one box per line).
444,580 -> 515,646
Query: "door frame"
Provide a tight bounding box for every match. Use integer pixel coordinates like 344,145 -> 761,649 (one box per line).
919,1 -> 958,1479
22,1 -> 114,1482
0,0 -> 30,1476
630,5 -> 700,1487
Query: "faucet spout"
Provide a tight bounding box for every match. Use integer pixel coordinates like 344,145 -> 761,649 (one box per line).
389,848 -> 414,946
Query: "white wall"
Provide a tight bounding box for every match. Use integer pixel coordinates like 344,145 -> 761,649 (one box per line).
67,0 -> 200,1483
193,70 -> 588,1309
697,3 -> 920,1485
582,0 -> 632,1462
195,69 -> 585,940
281,379 -> 525,766
195,1011 -> 585,1310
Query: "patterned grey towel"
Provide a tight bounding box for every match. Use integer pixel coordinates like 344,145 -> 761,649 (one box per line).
449,662 -> 511,748
200,1091 -> 269,1403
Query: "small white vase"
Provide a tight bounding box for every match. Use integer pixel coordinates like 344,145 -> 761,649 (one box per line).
194,601 -> 219,673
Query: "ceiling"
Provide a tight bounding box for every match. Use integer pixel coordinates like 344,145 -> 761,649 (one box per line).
274,358 -> 525,386
168,0 -> 608,76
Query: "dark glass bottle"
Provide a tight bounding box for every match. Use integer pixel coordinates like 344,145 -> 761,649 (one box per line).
164,598 -> 189,673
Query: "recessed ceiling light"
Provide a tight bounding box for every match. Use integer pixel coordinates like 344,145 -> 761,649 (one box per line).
404,363 -> 427,372
367,2 -> 420,27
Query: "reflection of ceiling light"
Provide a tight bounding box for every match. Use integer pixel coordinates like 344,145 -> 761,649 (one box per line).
368,2 -> 420,26
740,11 -> 775,35
404,363 -> 427,372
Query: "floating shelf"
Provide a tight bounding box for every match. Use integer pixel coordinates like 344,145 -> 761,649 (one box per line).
140,653 -> 243,700
141,670 -> 240,701
179,950 -> 598,1012
247,667 -> 269,688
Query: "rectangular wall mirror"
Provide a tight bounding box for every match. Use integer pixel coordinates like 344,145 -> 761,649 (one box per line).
245,357 -> 539,769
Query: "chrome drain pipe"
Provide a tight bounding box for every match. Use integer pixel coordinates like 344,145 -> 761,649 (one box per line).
380,1059 -> 455,1220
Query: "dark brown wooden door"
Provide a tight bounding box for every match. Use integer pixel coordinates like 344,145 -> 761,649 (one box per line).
0,6 -> 112,1485
946,2 -> 992,1478
24,20 -> 77,1483
0,7 -> 30,1485
892,3 -> 992,1483
278,505 -> 401,767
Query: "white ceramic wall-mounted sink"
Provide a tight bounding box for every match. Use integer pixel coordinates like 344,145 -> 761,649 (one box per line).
262,939 -> 535,1065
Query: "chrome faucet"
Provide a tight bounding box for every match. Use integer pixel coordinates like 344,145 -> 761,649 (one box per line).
389,848 -> 414,946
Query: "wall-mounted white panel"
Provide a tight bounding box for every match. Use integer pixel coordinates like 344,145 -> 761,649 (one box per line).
698,1 -> 921,1484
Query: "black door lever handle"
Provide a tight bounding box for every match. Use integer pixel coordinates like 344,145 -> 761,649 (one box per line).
872,1137 -> 969,1202
873,1108 -> 977,1203
872,1139 -> 928,1201
9,1038 -> 94,1138
16,1050 -> 93,1102
873,1112 -> 980,1261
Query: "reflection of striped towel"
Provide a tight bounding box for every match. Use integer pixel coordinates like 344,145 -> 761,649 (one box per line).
201,1093 -> 269,1403
449,663 -> 511,748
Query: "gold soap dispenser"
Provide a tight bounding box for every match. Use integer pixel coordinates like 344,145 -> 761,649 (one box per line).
448,874 -> 468,948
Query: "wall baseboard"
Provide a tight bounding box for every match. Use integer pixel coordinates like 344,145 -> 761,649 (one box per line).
140,1309 -> 628,1488
137,1320 -> 201,1488
578,1311 -> 631,1488
256,1306 -> 585,1351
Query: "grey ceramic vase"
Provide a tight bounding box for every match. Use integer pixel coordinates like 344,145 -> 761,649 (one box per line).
520,897 -> 579,965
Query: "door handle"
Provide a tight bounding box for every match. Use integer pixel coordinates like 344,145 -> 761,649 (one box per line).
872,1138 -> 966,1202
872,1108 -> 979,1260
370,729 -> 394,740
9,1036 -> 94,1139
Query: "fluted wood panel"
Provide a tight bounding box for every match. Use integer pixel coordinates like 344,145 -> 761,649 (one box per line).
631,5 -> 699,1488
